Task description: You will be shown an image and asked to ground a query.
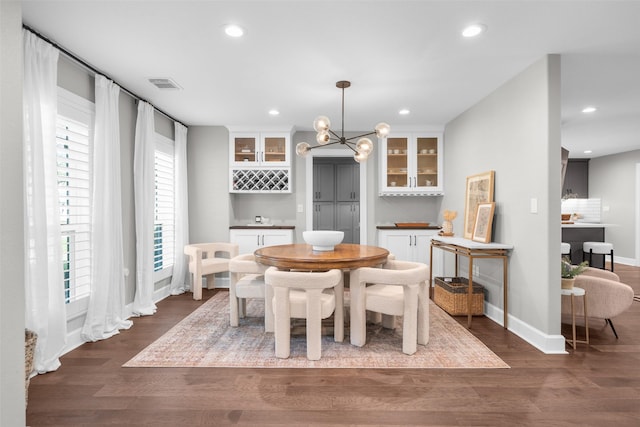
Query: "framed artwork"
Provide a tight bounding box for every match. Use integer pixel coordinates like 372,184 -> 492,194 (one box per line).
464,170 -> 495,239
472,202 -> 496,243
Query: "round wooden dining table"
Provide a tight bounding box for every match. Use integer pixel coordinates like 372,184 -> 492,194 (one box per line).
254,243 -> 389,270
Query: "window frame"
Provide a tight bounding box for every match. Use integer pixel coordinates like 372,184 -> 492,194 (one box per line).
153,133 -> 176,283
57,87 -> 94,320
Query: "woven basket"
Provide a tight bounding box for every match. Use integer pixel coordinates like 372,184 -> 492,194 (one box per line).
25,329 -> 37,405
434,277 -> 484,316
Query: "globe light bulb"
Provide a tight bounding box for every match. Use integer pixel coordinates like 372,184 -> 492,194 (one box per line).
317,130 -> 330,145
296,142 -> 311,157
375,122 -> 390,138
354,151 -> 368,163
313,116 -> 331,132
356,137 -> 373,154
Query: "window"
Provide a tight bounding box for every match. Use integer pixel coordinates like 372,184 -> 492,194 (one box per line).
57,88 -> 94,312
153,134 -> 175,281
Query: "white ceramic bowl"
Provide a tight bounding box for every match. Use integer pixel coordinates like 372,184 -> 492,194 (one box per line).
302,230 -> 344,251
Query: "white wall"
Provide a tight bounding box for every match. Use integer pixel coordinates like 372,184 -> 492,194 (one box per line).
0,1 -> 26,424
589,149 -> 640,264
442,55 -> 564,353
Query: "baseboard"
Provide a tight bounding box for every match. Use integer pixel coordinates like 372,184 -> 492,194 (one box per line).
484,301 -> 567,354
615,256 -> 637,266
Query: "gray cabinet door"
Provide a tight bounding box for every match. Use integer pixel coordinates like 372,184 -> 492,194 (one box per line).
336,202 -> 359,244
313,202 -> 335,230
562,159 -> 589,198
336,163 -> 359,202
313,163 -> 334,201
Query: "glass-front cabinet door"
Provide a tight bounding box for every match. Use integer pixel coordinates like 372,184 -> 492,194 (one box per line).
385,137 -> 410,189
262,136 -> 288,165
379,131 -> 443,195
416,136 -> 439,188
233,135 -> 259,165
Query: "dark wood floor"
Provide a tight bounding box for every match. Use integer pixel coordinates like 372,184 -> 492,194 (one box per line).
27,264 -> 640,426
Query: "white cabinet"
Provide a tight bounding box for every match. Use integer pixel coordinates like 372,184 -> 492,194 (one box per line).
228,127 -> 293,193
377,228 -> 443,276
379,132 -> 443,196
229,130 -> 291,167
229,228 -> 294,255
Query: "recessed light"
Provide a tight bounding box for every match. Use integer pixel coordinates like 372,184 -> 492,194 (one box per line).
582,106 -> 597,113
268,109 -> 280,116
584,150 -> 593,154
462,23 -> 486,38
224,24 -> 245,38
398,109 -> 410,115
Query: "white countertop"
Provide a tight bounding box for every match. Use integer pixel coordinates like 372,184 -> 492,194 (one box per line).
561,223 -> 617,228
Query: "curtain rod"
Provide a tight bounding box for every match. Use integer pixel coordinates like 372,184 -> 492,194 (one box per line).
23,24 -> 187,128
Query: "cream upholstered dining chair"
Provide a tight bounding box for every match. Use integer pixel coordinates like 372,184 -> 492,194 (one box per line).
184,243 -> 238,300
228,253 -> 269,329
265,267 -> 344,361
350,260 -> 429,355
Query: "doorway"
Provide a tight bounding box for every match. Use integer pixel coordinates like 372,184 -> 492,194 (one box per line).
304,148 -> 368,244
313,157 -> 360,243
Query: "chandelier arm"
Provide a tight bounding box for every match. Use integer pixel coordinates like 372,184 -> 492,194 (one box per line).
328,128 -> 341,139
344,143 -> 358,154
308,140 -> 342,150
344,130 -> 377,142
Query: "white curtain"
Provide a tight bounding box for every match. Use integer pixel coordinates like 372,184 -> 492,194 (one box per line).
81,75 -> 133,341
22,29 -> 66,373
170,122 -> 190,295
132,101 -> 157,315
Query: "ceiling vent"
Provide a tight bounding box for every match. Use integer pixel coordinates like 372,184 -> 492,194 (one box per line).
148,78 -> 182,90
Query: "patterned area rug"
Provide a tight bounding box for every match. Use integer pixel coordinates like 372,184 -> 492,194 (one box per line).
123,292 -> 509,369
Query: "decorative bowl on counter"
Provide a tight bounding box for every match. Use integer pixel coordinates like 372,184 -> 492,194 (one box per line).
561,214 -> 571,221
302,230 -> 344,251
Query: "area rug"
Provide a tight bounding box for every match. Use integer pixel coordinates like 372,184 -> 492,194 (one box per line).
123,292 -> 509,369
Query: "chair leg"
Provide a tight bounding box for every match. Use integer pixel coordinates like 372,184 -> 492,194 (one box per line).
610,250 -> 614,272
229,298 -> 239,327
193,271 -> 202,300
606,318 -> 619,339
264,283 -> 274,333
274,288 -> 291,358
305,289 -> 323,361
349,278 -> 368,348
206,273 -> 216,290
239,298 -> 247,318
381,314 -> 395,329
402,285 -> 419,355
417,281 -> 430,346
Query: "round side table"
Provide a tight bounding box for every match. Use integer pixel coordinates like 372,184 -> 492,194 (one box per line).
561,286 -> 589,349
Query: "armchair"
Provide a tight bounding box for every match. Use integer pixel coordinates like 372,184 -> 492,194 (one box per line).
561,267 -> 634,338
184,242 -> 239,300
229,253 -> 268,328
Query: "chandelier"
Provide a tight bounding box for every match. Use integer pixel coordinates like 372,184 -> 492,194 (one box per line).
295,80 -> 390,163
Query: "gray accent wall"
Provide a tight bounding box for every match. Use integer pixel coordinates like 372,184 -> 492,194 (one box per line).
589,149 -> 640,262
442,55 -> 563,349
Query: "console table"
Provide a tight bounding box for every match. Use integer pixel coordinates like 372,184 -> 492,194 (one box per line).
430,236 -> 514,328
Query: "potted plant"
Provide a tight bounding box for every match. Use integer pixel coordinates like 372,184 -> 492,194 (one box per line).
561,256 -> 588,289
